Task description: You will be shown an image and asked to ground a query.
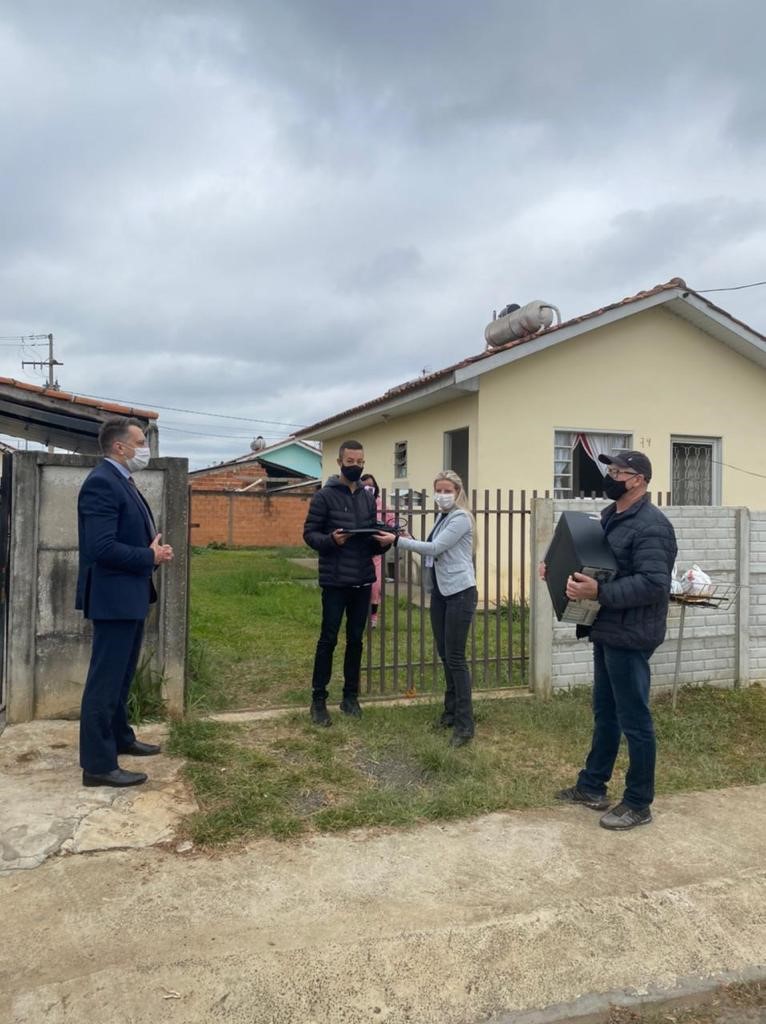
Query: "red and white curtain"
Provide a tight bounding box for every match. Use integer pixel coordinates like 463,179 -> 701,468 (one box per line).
554,431 -> 632,496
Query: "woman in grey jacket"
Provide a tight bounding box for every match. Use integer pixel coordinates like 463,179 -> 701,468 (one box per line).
377,471 -> 478,746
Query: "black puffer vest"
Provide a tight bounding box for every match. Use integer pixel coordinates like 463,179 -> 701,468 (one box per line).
303,476 -> 379,587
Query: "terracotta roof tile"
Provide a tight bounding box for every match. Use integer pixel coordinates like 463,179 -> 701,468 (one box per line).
0,377 -> 159,420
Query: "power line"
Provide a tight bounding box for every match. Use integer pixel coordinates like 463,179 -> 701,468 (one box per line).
714,459 -> 766,481
68,390 -> 306,428
695,280 -> 766,294
160,424 -> 282,440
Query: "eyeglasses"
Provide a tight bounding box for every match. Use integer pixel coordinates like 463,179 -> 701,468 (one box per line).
606,467 -> 638,479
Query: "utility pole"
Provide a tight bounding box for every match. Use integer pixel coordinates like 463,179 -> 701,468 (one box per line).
2,332 -> 62,453
20,333 -> 62,390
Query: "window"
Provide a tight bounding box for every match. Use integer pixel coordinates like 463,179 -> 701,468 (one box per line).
393,440 -> 408,479
443,427 -> 469,491
671,436 -> 721,505
554,430 -> 632,498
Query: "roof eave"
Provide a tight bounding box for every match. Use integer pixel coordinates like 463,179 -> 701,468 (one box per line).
666,293 -> 766,369
295,374 -> 479,441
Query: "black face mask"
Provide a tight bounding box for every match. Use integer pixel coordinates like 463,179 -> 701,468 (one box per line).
341,464 -> 364,482
603,476 -> 628,500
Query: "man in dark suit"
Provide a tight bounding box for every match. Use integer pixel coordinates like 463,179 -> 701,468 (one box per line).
77,417 -> 173,787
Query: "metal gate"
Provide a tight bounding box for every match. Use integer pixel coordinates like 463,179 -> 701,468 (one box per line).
362,489 -> 534,696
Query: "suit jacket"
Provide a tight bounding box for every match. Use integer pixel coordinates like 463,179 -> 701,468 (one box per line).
397,508 -> 476,596
76,460 -> 157,621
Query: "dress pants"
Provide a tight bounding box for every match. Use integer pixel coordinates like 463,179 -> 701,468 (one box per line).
79,619 -> 145,774
429,584 -> 478,737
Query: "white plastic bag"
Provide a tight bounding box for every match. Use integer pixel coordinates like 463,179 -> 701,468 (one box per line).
670,564 -> 683,595
680,564 -> 715,598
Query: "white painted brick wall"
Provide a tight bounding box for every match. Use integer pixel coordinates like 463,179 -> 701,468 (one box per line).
548,502 -> 740,691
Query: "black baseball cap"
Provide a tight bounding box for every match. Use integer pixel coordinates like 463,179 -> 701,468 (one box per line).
598,450 -> 652,482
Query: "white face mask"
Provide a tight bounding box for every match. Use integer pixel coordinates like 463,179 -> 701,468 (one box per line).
434,492 -> 456,511
125,446 -> 151,473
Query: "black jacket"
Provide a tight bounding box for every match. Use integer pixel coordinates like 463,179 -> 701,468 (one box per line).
590,495 -> 678,651
303,476 -> 382,588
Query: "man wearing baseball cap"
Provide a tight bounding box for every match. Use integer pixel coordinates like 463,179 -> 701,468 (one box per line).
556,449 -> 677,830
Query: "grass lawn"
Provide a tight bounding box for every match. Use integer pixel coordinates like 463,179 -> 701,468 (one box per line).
188,546 -> 526,712
168,684 -> 766,846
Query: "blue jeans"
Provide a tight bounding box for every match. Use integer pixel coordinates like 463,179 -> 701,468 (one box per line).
578,642 -> 656,809
430,585 -> 478,737
311,585 -> 371,702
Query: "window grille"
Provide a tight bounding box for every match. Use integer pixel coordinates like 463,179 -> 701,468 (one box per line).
394,440 -> 408,479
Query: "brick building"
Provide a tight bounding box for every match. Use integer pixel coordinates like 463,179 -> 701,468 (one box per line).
189,438 -> 321,548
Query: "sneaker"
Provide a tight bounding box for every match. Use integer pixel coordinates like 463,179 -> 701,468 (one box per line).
310,701 -> 332,727
599,802 -> 652,831
555,785 -> 610,811
339,697 -> 362,718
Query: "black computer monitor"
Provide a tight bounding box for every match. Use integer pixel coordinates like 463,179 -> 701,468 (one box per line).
544,511 -> 618,625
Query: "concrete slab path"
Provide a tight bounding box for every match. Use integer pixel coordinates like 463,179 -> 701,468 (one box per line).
1,719 -> 764,1024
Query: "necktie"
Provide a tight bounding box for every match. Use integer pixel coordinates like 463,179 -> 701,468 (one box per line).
128,477 -> 156,536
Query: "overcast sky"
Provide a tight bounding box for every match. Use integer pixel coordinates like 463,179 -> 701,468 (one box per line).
1,1 -> 765,468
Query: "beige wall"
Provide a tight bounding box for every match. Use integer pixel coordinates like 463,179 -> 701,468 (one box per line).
475,306 -> 766,506
319,393 -> 479,496
306,306 -> 766,602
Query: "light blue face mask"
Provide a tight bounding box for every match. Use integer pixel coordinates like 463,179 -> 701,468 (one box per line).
434,493 -> 456,511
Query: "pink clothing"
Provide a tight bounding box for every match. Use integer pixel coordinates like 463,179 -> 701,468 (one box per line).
370,495 -> 395,606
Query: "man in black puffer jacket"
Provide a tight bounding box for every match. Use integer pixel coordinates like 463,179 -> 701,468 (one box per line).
303,439 -> 389,726
556,450 -> 677,831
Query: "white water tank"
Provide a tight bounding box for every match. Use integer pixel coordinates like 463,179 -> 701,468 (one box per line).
484,300 -> 561,348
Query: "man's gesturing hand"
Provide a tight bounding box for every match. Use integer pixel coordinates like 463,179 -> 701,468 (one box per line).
151,533 -> 174,564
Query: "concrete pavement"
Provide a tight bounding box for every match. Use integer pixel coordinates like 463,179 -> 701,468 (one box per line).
1,718 -> 764,1024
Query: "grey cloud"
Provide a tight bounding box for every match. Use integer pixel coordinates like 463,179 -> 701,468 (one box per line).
342,245 -> 423,292
1,1 -> 765,466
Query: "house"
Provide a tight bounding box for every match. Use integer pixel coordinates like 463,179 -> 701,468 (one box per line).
188,438 -> 321,547
189,438 -> 321,492
293,278 -> 766,508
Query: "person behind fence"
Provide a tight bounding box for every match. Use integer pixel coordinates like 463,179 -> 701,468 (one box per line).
549,450 -> 677,831
76,417 -> 174,788
303,440 -> 390,726
377,470 -> 477,748
360,472 -> 395,628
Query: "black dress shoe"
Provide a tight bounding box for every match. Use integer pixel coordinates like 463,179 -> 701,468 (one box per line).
82,768 -> 148,788
118,740 -> 162,756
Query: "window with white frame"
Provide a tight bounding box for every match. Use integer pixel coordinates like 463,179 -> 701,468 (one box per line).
554,430 -> 633,498
393,440 -> 408,479
671,436 -> 721,505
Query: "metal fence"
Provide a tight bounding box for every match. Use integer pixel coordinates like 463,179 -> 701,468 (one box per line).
361,489 -> 535,697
